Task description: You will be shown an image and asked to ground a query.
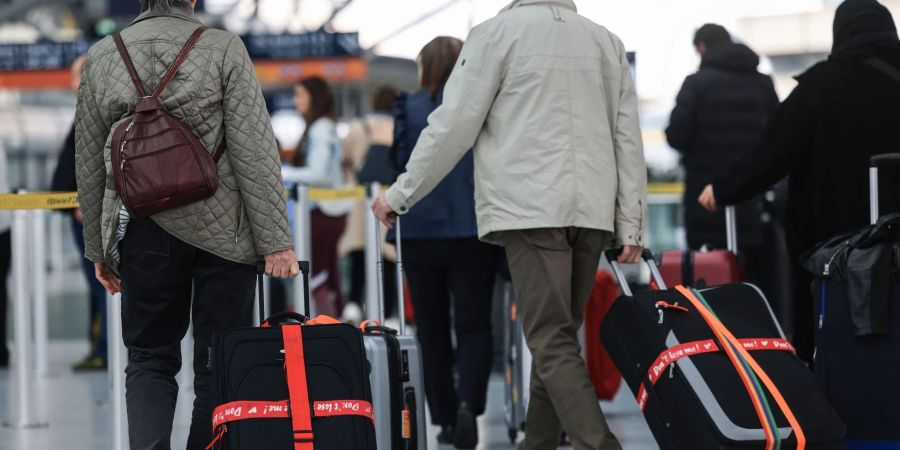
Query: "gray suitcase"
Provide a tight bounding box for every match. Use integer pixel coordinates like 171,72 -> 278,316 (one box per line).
363,215 -> 428,450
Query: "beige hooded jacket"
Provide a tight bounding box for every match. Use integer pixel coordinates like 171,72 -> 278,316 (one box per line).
385,0 -> 647,246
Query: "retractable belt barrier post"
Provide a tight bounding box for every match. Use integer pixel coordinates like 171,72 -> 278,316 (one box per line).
107,292 -> 129,450
364,183 -> 381,321
30,209 -> 49,376
294,185 -> 313,317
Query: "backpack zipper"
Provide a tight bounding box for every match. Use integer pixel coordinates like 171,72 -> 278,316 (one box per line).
822,240 -> 850,276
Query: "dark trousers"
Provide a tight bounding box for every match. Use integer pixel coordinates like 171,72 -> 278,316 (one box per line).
120,219 -> 255,450
346,250 -> 396,317
403,238 -> 500,426
0,231 -> 10,363
72,218 -> 108,359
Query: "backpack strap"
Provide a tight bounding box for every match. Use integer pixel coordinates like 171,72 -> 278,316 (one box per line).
151,26 -> 208,98
112,33 -> 147,97
282,325 -> 314,450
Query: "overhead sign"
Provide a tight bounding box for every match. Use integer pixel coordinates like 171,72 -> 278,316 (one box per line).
0,31 -> 361,72
244,32 -> 362,60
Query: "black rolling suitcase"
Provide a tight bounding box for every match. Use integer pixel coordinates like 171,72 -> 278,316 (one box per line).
803,154 -> 900,449
602,249 -> 845,450
208,262 -> 377,449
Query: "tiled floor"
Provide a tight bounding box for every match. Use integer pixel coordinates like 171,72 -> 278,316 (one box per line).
0,340 -> 657,450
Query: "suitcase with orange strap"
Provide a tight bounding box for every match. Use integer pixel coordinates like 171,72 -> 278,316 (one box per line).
207,262 -> 377,449
602,249 -> 845,450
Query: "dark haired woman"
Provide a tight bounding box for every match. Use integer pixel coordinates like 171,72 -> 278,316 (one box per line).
391,36 -> 501,449
283,76 -> 347,315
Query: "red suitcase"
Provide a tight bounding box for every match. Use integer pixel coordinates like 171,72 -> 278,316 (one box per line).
659,206 -> 744,288
584,270 -> 622,400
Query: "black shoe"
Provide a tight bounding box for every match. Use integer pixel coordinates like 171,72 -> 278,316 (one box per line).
453,403 -> 478,449
72,355 -> 107,372
0,351 -> 8,368
437,426 -> 454,445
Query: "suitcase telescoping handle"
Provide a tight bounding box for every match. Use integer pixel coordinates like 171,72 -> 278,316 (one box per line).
869,153 -> 900,225
724,205 -> 738,255
370,183 -> 408,336
604,248 -> 668,297
255,261 -> 311,325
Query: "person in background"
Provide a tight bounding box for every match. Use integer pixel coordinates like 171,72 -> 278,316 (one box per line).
390,36 -> 501,449
666,24 -> 779,294
699,0 -> 900,362
51,54 -> 109,371
75,1 -> 298,448
372,1 -> 646,448
283,76 -> 348,316
339,85 -> 398,323
0,143 -> 10,368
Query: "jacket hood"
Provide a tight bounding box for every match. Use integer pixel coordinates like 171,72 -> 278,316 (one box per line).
701,43 -> 760,73
831,0 -> 899,60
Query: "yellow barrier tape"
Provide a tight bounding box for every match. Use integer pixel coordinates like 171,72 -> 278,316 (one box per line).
308,186 -> 367,202
647,183 -> 685,195
0,183 -> 684,211
0,192 -> 79,210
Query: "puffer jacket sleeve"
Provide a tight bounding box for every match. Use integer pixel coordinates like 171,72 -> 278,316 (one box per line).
612,38 -> 648,247
389,92 -> 409,171
221,35 -> 293,256
74,54 -> 109,263
665,75 -> 700,153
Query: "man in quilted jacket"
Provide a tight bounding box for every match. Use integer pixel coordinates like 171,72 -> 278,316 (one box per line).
74,1 -> 297,448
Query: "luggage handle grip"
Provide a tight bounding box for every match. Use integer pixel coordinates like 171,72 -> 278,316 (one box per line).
370,183 -> 407,336
869,153 -> 900,224
256,261 -> 311,324
604,248 -> 667,297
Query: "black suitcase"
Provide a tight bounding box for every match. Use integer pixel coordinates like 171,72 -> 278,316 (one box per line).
208,262 -> 377,449
602,249 -> 846,450
806,154 -> 900,448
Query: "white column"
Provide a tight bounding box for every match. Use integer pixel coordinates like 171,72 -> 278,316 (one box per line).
107,292 -> 129,449
29,209 -> 48,376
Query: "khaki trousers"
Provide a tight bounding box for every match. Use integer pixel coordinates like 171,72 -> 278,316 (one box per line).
503,228 -> 621,450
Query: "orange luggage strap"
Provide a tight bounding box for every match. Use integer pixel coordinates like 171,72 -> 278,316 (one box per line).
282,324 -> 314,449
675,286 -> 806,450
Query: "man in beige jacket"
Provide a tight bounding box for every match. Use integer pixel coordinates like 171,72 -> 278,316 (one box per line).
373,1 -> 647,449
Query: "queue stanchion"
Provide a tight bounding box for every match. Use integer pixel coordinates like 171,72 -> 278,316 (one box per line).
293,185 -> 313,317
3,203 -> 47,429
29,208 -> 49,376
107,292 -> 129,449
364,183 -> 381,321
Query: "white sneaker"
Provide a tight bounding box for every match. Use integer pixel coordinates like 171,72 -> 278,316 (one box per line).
341,303 -> 364,325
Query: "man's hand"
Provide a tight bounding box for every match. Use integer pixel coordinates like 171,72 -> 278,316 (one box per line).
371,191 -> 397,228
265,250 -> 300,279
73,207 -> 83,224
618,245 -> 643,264
699,184 -> 717,212
95,262 -> 120,295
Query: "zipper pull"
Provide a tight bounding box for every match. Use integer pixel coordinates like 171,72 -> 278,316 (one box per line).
657,309 -> 664,325
669,364 -> 675,379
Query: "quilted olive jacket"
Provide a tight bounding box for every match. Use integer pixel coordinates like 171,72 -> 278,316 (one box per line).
75,8 -> 293,267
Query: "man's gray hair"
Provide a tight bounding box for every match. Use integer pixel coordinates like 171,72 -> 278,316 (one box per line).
139,0 -> 192,14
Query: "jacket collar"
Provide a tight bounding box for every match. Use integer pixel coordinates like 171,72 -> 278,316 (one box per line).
130,7 -> 201,27
502,0 -> 577,13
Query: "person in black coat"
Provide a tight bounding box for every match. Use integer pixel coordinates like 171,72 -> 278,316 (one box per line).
666,24 -> 779,265
390,36 -> 501,449
51,55 -> 108,371
699,0 -> 900,362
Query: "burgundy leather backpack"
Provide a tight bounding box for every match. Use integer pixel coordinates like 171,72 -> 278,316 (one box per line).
110,27 -> 224,219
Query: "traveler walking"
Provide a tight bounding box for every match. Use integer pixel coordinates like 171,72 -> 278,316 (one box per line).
390,36 -> 501,449
282,76 -> 348,316
340,85 -> 398,323
372,1 -> 646,449
698,0 -> 900,362
74,1 -> 298,449
51,55 -> 109,371
666,24 -> 778,289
